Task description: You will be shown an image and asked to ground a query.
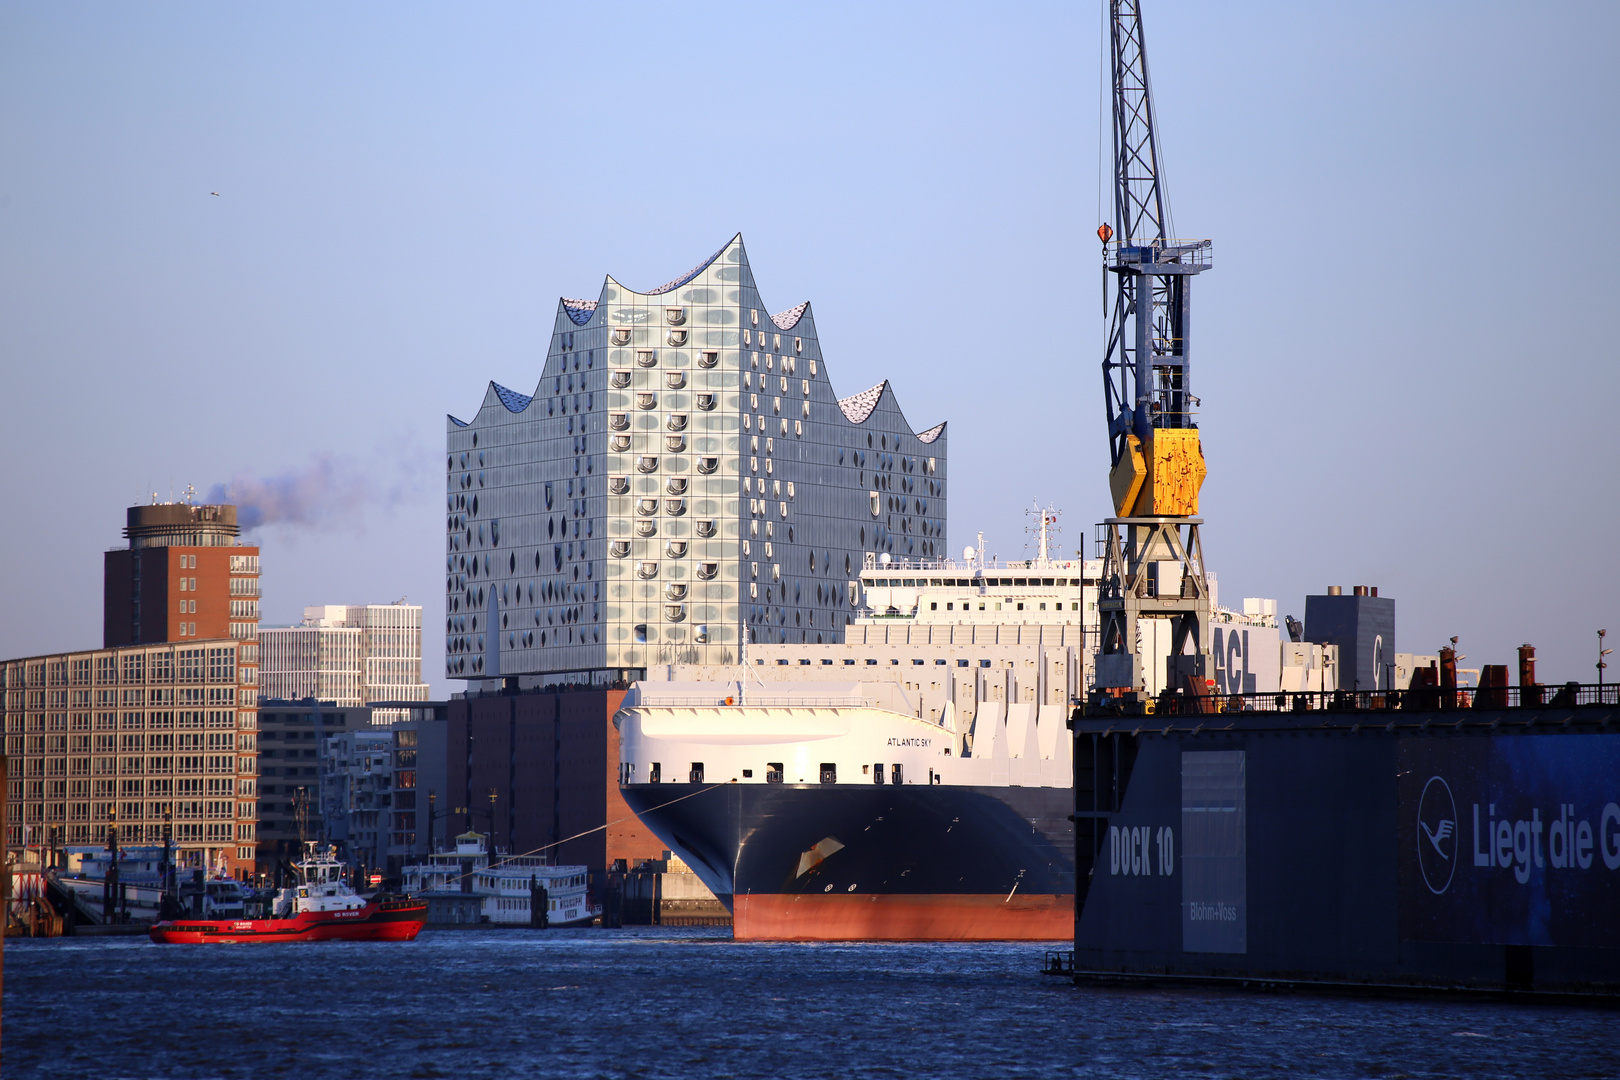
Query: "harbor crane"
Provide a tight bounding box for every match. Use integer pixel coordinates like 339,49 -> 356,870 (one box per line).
1093,0 -> 1215,698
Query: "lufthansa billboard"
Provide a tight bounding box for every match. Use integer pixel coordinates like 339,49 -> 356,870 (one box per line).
1398,735 -> 1620,947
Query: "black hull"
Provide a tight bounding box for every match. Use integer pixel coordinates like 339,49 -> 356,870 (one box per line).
621,782 -> 1074,940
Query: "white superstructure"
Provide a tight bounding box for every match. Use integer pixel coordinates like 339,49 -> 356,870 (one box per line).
401,832 -> 597,927
618,680 -> 1072,790
643,513 -> 1334,743
272,843 -> 367,916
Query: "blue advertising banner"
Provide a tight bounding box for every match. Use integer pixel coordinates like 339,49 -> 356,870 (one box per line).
1398,735 -> 1620,947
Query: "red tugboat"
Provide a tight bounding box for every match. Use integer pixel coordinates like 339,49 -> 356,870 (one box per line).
149,843 -> 426,944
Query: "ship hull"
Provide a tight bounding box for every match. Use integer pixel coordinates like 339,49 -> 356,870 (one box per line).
621,782 -> 1072,941
149,900 -> 427,944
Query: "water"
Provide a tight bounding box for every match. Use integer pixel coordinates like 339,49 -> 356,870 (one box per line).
5,928 -> 1616,1079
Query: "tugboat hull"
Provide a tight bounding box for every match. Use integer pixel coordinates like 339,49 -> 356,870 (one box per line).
149,900 -> 427,944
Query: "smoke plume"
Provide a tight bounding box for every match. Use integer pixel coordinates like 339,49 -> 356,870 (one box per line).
207,451 -> 421,532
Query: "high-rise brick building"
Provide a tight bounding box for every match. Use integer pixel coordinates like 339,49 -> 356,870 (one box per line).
3,500 -> 263,876
1,640 -> 260,875
103,501 -> 260,647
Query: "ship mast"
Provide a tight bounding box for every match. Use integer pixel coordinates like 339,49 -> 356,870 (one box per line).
1093,0 -> 1214,699
1026,502 -> 1060,568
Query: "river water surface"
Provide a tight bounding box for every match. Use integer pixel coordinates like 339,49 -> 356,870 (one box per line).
4,928 -> 1616,1079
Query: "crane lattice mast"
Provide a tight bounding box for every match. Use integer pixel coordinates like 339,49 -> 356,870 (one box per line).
1093,0 -> 1215,700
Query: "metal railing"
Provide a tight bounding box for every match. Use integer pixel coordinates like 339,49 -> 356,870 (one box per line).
860,554 -> 1091,574
1082,682 -> 1620,719
1107,237 -> 1212,268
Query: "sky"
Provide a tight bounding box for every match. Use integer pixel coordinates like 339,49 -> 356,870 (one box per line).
2,2 -> 1616,695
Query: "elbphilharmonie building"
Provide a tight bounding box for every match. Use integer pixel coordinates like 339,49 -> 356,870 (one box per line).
446,235 -> 945,685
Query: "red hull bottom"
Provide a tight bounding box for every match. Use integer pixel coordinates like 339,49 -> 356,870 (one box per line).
732,893 -> 1073,941
150,902 -> 427,944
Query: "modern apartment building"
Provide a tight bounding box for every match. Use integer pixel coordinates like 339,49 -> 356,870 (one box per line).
253,699 -> 366,875
320,727 -> 394,880
259,603 -> 429,722
103,500 -> 261,647
446,234 -> 947,686
1,640 -> 260,875
253,698 -> 448,881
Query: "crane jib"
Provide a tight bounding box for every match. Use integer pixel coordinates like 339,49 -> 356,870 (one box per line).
1093,0 -> 1216,702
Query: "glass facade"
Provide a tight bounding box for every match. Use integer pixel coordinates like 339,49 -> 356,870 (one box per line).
445,235 -> 946,682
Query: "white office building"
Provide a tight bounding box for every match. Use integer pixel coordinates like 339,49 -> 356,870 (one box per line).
260,603 -> 429,721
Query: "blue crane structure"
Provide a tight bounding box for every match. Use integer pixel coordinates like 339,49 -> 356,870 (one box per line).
1093,0 -> 1216,699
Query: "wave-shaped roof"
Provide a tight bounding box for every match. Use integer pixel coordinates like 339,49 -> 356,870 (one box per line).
456,237 -> 945,446
561,299 -> 597,326
493,383 -> 533,412
838,382 -> 887,425
643,241 -> 731,296
771,302 -> 808,330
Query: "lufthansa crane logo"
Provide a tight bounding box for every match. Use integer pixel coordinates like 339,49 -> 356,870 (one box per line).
1416,775 -> 1458,895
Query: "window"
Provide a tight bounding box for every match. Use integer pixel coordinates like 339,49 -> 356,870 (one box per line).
765,762 -> 783,784
819,763 -> 836,784
874,764 -> 885,785
689,762 -> 704,784
649,762 -> 661,783
891,764 -> 903,786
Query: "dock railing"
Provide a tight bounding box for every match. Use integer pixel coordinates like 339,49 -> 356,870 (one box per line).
1082,682 -> 1620,719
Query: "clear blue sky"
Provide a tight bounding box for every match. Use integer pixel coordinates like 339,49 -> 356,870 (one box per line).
3,2 -> 1616,693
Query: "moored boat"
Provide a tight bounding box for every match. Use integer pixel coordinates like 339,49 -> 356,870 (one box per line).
402,831 -> 599,927
149,843 -> 425,944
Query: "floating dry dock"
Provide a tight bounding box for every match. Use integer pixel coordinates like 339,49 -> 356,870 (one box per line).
1066,685 -> 1620,996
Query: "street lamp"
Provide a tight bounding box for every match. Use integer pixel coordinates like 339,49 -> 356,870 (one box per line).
1600,629 -> 1611,687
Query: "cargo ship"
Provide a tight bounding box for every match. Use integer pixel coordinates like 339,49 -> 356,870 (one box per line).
615,516 -> 1318,941
618,680 -> 1074,940
149,843 -> 425,944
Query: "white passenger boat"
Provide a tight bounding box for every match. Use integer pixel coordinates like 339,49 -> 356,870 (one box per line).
402,832 -> 598,927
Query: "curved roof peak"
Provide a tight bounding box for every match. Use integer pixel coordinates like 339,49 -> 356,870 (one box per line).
641,233 -> 742,296
836,380 -> 945,443
837,382 -> 888,425
771,302 -> 809,330
560,298 -> 597,325
491,382 -> 533,413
